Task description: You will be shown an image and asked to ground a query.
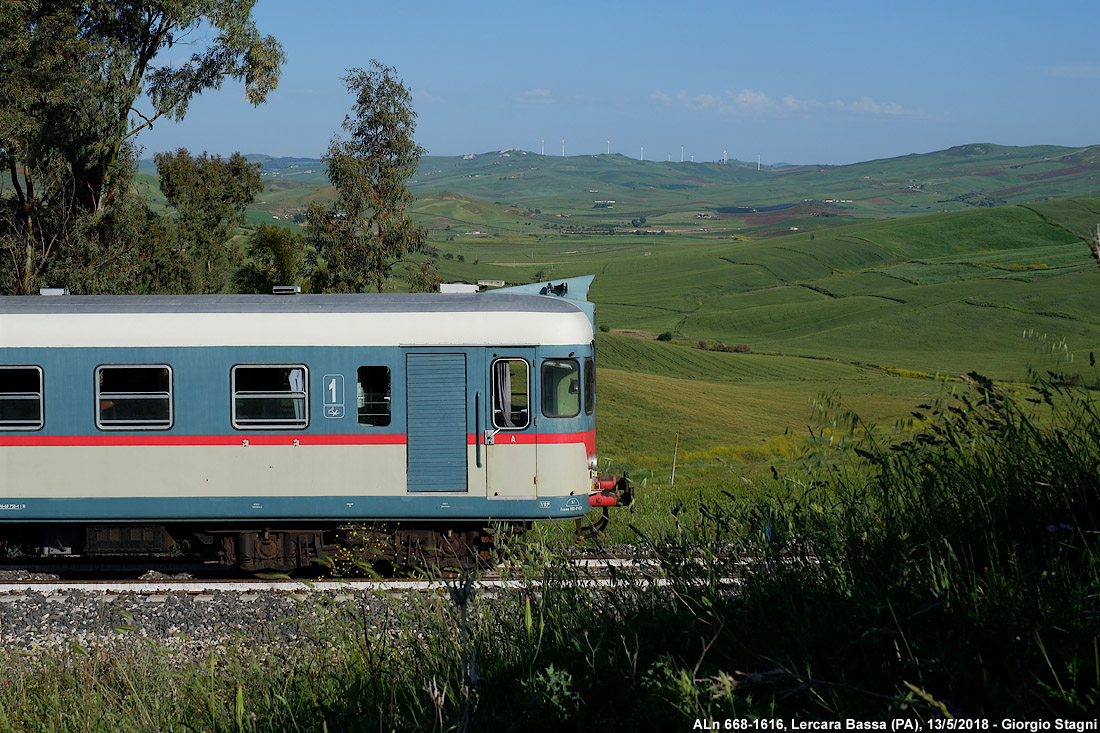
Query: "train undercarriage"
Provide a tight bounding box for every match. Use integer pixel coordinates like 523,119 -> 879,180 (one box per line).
0,478 -> 632,575
0,521 -> 507,574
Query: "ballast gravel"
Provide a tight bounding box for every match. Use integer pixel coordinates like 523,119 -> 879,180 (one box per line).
0,573 -> 399,657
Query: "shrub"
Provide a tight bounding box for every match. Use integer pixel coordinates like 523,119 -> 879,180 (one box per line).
726,372 -> 1100,716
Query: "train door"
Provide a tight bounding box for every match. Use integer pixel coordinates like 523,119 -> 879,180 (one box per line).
406,352 -> 468,492
485,352 -> 537,499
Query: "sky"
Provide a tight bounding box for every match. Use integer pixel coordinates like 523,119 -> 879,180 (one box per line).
136,0 -> 1100,166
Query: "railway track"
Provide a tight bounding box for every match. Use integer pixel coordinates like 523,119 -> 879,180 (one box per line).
0,554 -> 674,593
0,553 -> 745,656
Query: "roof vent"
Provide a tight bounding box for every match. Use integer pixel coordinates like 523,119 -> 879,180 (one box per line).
39,288 -> 70,296
272,285 -> 301,295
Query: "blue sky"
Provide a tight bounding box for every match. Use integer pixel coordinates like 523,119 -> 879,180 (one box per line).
136,0 -> 1100,165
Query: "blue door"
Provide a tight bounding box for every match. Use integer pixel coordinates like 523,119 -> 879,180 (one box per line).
406,353 -> 467,492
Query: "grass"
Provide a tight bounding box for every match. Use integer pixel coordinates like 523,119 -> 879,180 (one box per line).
2,373 -> 1097,728
62,146 -> 1100,725
445,197 -> 1098,389
592,333 -> 938,470
221,148 -> 1100,403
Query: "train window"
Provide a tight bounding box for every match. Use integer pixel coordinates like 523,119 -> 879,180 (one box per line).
541,359 -> 580,418
584,357 -> 595,416
96,365 -> 172,430
0,366 -> 44,430
232,365 -> 308,429
492,359 -> 529,429
356,366 -> 391,426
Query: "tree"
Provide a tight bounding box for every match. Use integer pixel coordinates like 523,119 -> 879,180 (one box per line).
308,61 -> 434,293
234,223 -> 311,294
156,149 -> 263,292
0,1 -> 283,293
47,146 -> 173,294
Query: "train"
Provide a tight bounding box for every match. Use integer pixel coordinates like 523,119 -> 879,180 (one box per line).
0,276 -> 630,571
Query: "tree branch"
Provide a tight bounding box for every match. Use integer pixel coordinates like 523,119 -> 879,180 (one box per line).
7,156 -> 26,208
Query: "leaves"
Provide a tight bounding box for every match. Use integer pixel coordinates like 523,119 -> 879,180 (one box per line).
307,60 -> 435,293
156,149 -> 263,293
0,0 -> 282,294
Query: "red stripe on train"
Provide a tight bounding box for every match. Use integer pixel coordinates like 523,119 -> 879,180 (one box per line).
0,434 -> 407,447
470,430 -> 596,451
0,430 -> 596,450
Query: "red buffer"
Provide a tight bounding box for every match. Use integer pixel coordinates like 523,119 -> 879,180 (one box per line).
577,474 -> 634,540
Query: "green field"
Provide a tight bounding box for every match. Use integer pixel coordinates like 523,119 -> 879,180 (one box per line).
142,144 -> 1100,471
92,143 -> 1100,725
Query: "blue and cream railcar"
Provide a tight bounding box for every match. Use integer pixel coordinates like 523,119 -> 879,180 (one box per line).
0,282 -> 601,570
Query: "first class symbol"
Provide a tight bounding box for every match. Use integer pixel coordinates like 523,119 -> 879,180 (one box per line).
323,374 -> 345,418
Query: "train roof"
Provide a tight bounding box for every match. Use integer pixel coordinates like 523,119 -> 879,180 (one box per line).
0,293 -> 594,348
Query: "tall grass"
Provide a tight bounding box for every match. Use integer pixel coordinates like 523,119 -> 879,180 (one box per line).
713,371 -> 1100,717
0,374 -> 1096,729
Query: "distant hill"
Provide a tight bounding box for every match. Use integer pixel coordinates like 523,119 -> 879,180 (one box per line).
140,142 -> 1100,230
132,144 -> 1100,418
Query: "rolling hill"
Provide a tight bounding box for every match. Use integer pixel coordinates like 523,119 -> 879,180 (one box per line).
137,142 -> 1100,383
140,142 -> 1100,231
136,144 -> 1100,465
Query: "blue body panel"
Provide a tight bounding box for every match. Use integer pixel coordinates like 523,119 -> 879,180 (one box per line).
0,343 -> 595,438
7,494 -> 589,522
406,352 -> 468,492
0,341 -> 597,523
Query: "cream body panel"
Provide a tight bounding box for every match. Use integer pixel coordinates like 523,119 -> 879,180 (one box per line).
0,310 -> 593,349
486,442 -> 538,500
0,445 -> 411,499
534,443 -> 590,497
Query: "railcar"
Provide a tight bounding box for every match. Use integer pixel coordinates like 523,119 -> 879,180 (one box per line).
0,276 -> 625,571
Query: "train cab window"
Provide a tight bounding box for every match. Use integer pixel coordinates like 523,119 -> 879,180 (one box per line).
232,365 -> 308,429
356,366 -> 391,426
0,366 -> 44,430
584,357 -> 595,416
541,359 -> 580,418
492,359 -> 530,429
96,365 -> 172,430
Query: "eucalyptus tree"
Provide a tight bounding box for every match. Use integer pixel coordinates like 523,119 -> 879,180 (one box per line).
156,149 -> 264,293
308,60 -> 436,293
234,223 -> 311,294
0,1 -> 283,293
